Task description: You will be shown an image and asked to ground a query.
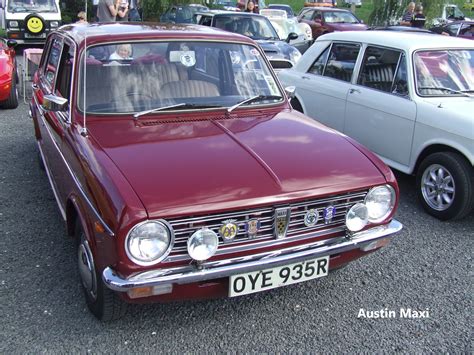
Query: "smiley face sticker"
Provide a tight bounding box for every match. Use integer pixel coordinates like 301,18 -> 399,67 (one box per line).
26,16 -> 44,34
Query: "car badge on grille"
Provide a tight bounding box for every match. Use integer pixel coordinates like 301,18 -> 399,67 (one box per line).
323,206 -> 336,224
219,219 -> 238,242
304,209 -> 319,227
274,207 -> 291,239
245,219 -> 261,238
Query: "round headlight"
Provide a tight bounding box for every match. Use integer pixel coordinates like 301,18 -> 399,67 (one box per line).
365,185 -> 396,223
9,21 -> 19,28
125,221 -> 173,266
50,21 -> 59,28
187,228 -> 219,261
346,203 -> 369,232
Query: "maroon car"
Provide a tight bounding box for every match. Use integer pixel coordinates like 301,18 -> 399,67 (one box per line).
30,23 -> 402,320
298,7 -> 367,39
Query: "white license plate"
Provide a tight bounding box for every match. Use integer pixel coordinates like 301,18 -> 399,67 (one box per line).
25,33 -> 46,38
229,256 -> 329,297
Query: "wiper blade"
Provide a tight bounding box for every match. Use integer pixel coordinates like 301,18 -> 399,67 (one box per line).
418,86 -> 474,97
133,103 -> 223,119
227,95 -> 283,113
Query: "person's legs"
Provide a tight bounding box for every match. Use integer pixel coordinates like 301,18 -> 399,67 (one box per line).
129,8 -> 141,21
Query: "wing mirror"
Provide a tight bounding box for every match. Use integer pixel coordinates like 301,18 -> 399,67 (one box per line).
7,39 -> 18,48
285,32 -> 299,43
42,94 -> 68,112
285,86 -> 296,99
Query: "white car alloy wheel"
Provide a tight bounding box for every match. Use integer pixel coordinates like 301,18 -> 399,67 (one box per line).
421,163 -> 455,211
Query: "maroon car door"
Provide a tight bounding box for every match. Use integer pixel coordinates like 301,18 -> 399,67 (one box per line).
33,36 -> 73,208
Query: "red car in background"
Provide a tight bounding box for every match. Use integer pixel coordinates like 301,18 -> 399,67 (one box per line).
0,38 -> 18,109
298,7 -> 367,39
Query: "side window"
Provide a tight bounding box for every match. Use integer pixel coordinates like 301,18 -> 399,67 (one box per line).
358,46 -> 402,93
55,41 -> 75,100
308,45 -> 330,75
313,11 -> 322,21
447,24 -> 461,36
301,10 -> 314,20
324,43 -> 360,82
43,37 -> 63,88
391,53 -> 409,97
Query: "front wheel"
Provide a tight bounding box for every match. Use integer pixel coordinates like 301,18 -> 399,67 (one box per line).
416,152 -> 473,220
0,78 -> 19,109
76,223 -> 127,321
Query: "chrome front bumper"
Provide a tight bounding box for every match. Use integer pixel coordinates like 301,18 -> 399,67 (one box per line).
103,219 -> 402,292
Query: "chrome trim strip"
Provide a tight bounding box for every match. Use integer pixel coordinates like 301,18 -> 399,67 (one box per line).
33,95 -> 114,236
103,219 -> 403,292
166,225 -> 346,262
37,141 -> 66,220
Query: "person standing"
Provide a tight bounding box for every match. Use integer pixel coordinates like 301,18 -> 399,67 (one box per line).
116,0 -> 129,21
97,0 -> 128,22
128,0 -> 141,21
400,2 -> 415,26
92,0 -> 99,22
411,4 -> 426,28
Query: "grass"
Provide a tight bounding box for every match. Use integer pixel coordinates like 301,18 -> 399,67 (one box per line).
273,0 -> 374,24
0,28 -> 6,38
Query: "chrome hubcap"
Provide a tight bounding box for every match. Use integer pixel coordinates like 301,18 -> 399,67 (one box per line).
78,240 -> 97,300
421,164 -> 455,211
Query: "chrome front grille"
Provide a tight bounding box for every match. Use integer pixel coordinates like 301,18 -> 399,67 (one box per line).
165,190 -> 367,262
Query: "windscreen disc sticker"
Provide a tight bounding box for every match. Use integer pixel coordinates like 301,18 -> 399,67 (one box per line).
169,51 -> 196,67
250,48 -> 260,56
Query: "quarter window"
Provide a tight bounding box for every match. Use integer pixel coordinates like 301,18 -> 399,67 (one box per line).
358,46 -> 405,94
44,38 -> 62,88
55,42 -> 74,100
308,45 -> 330,75
324,43 -> 360,82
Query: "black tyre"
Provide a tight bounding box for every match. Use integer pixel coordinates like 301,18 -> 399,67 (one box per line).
76,223 -> 127,321
416,152 -> 473,220
1,78 -> 19,109
290,98 -> 304,113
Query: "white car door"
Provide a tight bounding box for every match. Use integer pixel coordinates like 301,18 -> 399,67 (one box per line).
344,46 -> 416,167
293,42 -> 362,132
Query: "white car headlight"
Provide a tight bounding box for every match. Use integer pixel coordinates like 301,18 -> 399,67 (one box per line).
187,228 -> 219,261
50,21 -> 59,28
289,49 -> 301,65
345,203 -> 369,232
125,220 -> 173,266
9,21 -> 19,28
365,185 -> 396,223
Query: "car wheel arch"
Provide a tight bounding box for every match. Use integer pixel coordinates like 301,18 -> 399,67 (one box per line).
413,143 -> 472,176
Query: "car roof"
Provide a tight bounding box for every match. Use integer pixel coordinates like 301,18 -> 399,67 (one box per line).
318,30 -> 474,51
301,7 -> 353,12
203,11 -> 267,18
56,22 -> 254,46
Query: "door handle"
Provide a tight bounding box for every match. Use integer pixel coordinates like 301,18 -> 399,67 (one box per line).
349,88 -> 361,94
301,75 -> 310,80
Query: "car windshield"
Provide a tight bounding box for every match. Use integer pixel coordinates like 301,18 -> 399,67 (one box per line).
414,50 -> 474,96
8,0 -> 58,13
78,41 -> 283,114
446,6 -> 465,19
214,16 -> 279,40
268,5 -> 294,17
323,11 -> 359,24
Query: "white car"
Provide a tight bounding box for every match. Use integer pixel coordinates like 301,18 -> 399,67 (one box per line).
279,31 -> 474,220
260,9 -> 313,53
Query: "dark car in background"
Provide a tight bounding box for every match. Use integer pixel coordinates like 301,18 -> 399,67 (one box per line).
298,7 -> 367,39
197,11 -> 302,69
430,21 -> 474,39
160,4 -> 209,24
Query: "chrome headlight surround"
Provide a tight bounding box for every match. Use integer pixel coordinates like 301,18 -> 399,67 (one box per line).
345,203 -> 369,232
9,21 -> 19,28
364,185 -> 396,223
125,220 -> 174,266
187,228 -> 219,261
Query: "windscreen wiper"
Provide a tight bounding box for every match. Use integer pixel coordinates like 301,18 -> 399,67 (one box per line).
133,103 -> 223,119
418,86 -> 474,97
227,95 -> 283,113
